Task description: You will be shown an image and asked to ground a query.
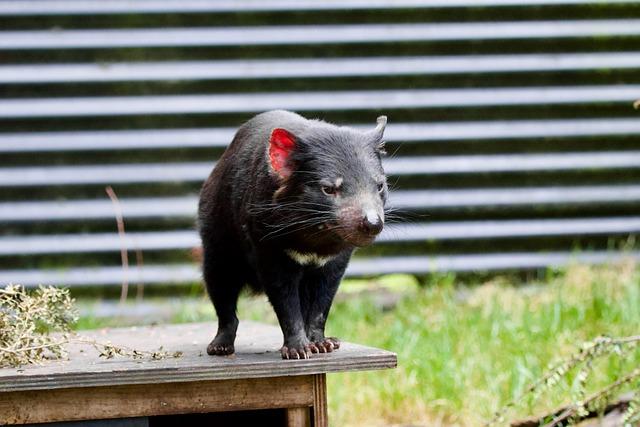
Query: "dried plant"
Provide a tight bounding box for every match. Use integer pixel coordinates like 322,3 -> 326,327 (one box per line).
1,285 -> 181,368
488,335 -> 640,426
78,340 -> 183,361
0,284 -> 77,367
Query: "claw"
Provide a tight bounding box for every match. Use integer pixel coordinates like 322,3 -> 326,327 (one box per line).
326,337 -> 341,350
207,339 -> 235,356
280,345 -> 313,360
310,337 -> 340,353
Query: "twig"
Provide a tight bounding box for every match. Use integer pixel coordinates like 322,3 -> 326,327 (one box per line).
105,186 -> 129,304
488,336 -> 640,426
546,370 -> 640,427
1,337 -> 182,363
511,393 -> 636,427
72,337 -> 183,360
0,339 -> 70,355
1,285 -> 182,368
616,335 -> 640,344
488,351 -> 590,425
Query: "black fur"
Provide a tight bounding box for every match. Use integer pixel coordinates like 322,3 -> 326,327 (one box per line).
198,110 -> 388,359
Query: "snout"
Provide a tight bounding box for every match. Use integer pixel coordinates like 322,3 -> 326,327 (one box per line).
334,204 -> 385,247
360,210 -> 383,236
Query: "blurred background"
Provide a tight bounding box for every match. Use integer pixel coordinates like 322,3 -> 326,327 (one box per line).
1,1 -> 639,425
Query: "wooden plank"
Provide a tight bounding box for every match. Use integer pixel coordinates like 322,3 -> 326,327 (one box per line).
1,20 -> 639,50
312,374 -> 329,427
0,322 -> 397,393
1,118 -> 639,153
5,151 -> 640,186
4,216 -> 640,255
19,418 -> 148,427
0,85 -> 637,118
0,376 -> 314,425
286,407 -> 311,427
2,250 -> 640,287
3,52 -> 640,84
4,185 -> 640,223
0,0 -> 635,15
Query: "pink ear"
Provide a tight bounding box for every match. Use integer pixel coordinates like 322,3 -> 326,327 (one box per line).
269,128 -> 296,179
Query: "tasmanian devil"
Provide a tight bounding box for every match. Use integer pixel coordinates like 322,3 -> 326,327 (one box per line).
197,110 -> 388,360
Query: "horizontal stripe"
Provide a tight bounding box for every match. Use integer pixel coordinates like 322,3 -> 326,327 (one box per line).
1,85 -> 637,118
2,20 -> 639,50
0,0 -> 635,15
3,53 -> 640,83
3,185 -> 640,222
1,250 -> 638,286
2,151 -> 640,186
2,217 -> 640,255
1,118 -> 639,152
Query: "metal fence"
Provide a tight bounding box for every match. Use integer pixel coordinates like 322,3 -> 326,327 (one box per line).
1,0 -> 640,287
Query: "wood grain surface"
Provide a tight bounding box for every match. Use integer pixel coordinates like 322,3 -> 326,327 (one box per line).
0,376 -> 314,425
286,406 -> 311,427
0,321 -> 397,393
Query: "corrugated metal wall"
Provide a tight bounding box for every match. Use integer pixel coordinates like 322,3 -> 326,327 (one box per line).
1,0 -> 640,287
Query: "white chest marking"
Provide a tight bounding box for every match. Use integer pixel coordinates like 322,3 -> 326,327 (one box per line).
285,249 -> 334,267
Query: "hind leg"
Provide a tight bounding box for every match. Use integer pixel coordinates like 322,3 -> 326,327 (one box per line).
202,248 -> 244,356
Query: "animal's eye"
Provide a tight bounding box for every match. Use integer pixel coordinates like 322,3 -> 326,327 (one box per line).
322,185 -> 337,196
377,182 -> 385,193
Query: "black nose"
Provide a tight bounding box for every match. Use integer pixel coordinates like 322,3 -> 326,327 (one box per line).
360,213 -> 383,236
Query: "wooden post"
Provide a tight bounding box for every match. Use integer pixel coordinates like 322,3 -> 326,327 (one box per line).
312,374 -> 328,427
286,407 -> 310,427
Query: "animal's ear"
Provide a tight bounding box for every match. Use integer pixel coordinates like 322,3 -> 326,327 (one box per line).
367,115 -> 387,154
269,128 -> 296,179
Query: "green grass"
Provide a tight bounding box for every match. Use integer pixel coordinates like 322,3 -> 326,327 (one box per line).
326,263 -> 640,426
74,262 -> 640,426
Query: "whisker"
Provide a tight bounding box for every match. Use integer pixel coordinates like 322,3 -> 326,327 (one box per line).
386,141 -> 404,159
259,210 -> 336,241
261,220 -> 328,241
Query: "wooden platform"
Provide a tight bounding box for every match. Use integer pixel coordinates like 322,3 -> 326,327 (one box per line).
0,321 -> 397,426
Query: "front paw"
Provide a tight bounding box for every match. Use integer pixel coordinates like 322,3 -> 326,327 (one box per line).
309,336 -> 341,353
207,337 -> 235,356
280,339 -> 314,360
